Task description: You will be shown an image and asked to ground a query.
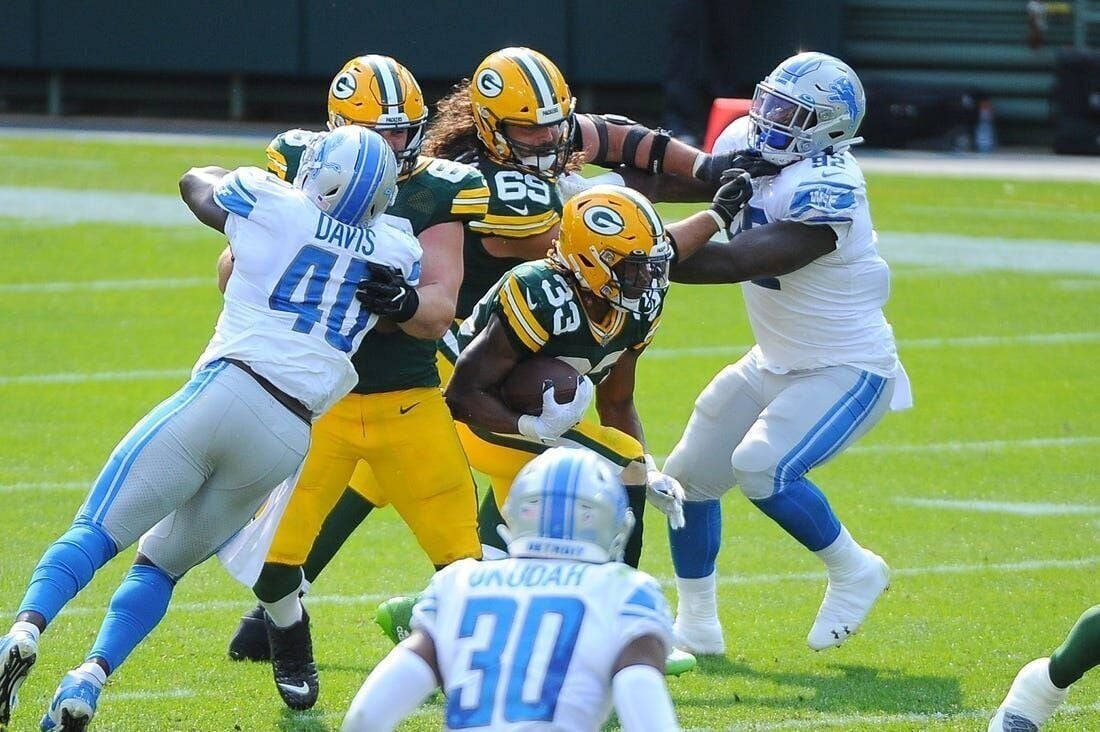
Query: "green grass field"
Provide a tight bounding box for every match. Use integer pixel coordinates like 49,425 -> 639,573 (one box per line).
0,134 -> 1097,731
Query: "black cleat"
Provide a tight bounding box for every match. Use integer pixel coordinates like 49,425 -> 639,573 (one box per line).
228,604 -> 271,662
266,609 -> 319,710
0,631 -> 38,727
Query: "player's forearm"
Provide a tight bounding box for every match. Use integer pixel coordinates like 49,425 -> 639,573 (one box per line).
397,283 -> 455,340
481,233 -> 556,262
595,399 -> 645,450
444,381 -> 524,435
667,211 -> 723,268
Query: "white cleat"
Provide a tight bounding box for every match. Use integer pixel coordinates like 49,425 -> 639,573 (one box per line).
988,658 -> 1067,731
673,617 -> 726,655
0,630 -> 39,727
807,550 -> 890,651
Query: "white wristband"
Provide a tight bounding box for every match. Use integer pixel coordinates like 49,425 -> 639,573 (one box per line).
704,208 -> 727,231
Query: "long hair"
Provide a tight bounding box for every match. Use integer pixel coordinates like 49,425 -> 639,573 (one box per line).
423,79 -> 480,162
424,78 -> 584,173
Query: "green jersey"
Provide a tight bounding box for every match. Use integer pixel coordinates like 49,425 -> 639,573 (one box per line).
455,156 -> 564,319
265,129 -> 490,394
456,260 -> 662,385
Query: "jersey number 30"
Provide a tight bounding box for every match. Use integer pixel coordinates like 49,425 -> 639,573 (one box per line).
448,596 -> 585,728
270,244 -> 370,353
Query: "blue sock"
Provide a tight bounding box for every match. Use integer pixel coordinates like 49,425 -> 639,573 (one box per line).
19,521 -> 117,625
87,563 -> 175,673
752,477 -> 841,552
669,500 -> 721,579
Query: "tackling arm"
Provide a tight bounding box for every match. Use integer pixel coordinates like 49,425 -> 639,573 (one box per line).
594,346 -> 646,448
480,228 -> 558,262
611,634 -> 681,732
179,166 -> 231,233
341,631 -> 440,732
575,114 -> 703,180
397,221 -> 463,339
669,219 -> 837,284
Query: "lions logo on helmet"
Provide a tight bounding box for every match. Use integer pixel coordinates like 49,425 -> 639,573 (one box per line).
326,55 -> 428,178
555,186 -> 671,316
469,47 -> 576,178
295,126 -> 398,227
501,447 -> 635,564
749,51 -> 866,166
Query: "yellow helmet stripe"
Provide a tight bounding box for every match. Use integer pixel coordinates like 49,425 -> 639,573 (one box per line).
508,50 -> 557,109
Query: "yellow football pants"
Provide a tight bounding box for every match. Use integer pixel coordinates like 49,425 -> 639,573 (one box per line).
456,419 -> 647,509
267,386 -> 481,567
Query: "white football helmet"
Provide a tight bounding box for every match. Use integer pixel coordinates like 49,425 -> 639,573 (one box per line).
501,447 -> 635,564
749,51 -> 866,165
294,125 -> 398,226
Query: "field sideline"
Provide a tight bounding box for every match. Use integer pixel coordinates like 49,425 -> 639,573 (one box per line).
0,131 -> 1097,731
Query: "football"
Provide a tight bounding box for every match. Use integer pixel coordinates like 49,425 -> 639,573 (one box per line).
499,356 -> 581,415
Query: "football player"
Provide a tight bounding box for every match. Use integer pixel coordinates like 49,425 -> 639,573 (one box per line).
422,46 -> 737,558
342,447 -> 681,732
989,604 -> 1100,731
0,127 -> 420,730
218,55 -> 490,711
645,52 -> 914,655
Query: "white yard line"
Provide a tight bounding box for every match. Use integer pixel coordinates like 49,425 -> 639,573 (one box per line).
2,331 -> 1094,386
723,701 -> 1100,731
895,497 -> 1100,516
709,556 -> 1099,587
0,278 -> 210,294
0,592 -> 390,619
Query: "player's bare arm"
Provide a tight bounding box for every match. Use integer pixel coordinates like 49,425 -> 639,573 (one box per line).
179,166 -> 230,233
671,220 -> 837,284
396,221 -> 463,339
594,346 -> 646,447
575,113 -> 710,181
216,245 -> 233,294
444,316 -> 527,434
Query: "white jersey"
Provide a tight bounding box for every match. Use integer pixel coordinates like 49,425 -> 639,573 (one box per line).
412,557 -> 673,732
195,166 -> 422,416
714,118 -> 899,377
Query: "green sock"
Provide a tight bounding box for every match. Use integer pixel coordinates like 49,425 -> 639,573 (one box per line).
253,563 -> 304,604
477,490 -> 507,553
302,488 -> 375,584
623,484 -> 647,569
1049,604 -> 1100,689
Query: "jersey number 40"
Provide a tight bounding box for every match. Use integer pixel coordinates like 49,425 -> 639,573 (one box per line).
270,244 -> 371,353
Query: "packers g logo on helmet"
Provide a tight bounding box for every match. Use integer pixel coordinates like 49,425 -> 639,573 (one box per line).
555,186 -> 671,315
326,54 -> 428,178
469,47 -> 576,178
582,205 -> 625,236
475,68 -> 505,98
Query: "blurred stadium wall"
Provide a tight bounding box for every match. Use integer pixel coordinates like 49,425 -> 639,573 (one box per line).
0,0 -> 1097,149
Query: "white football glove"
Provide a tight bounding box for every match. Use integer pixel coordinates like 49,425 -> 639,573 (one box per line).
517,376 -> 594,443
644,454 -> 686,529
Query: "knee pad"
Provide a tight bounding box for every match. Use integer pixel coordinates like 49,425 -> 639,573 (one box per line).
731,438 -> 781,500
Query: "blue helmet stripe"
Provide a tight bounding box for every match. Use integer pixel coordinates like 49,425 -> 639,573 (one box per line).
346,133 -> 389,225
329,133 -> 370,223
545,455 -> 573,539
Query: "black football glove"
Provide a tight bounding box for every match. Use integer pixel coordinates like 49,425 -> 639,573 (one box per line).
709,168 -> 753,228
356,262 -> 420,323
695,149 -> 782,183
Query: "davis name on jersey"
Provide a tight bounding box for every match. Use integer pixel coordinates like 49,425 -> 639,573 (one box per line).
412,557 -> 672,731
197,166 -> 422,416
715,117 -> 899,377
